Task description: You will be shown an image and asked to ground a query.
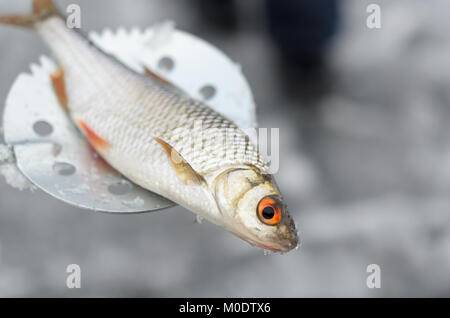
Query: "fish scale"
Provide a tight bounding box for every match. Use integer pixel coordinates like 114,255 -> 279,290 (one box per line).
0,0 -> 298,252
39,17 -> 266,180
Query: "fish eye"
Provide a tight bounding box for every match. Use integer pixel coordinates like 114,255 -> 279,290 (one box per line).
257,196 -> 282,225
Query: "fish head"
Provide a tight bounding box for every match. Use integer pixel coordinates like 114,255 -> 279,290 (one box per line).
213,167 -> 298,253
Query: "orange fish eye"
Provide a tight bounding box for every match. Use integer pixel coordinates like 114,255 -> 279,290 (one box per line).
257,196 -> 282,225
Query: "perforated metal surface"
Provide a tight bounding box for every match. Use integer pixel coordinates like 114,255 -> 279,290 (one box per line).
2,26 -> 257,213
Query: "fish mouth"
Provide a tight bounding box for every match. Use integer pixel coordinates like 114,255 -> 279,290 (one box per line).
256,242 -> 294,253
231,223 -> 299,253
254,235 -> 299,253
233,231 -> 297,253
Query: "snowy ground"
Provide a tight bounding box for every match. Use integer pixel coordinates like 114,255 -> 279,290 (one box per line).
1,0 -> 450,297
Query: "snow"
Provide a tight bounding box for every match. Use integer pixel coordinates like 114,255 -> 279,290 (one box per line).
121,196 -> 145,208
0,144 -> 35,191
0,163 -> 35,191
0,144 -> 11,162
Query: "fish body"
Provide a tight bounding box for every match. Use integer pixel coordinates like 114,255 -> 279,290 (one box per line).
0,0 -> 298,252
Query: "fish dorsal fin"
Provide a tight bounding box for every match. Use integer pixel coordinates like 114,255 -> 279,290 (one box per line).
154,137 -> 205,185
78,119 -> 110,150
143,66 -> 176,88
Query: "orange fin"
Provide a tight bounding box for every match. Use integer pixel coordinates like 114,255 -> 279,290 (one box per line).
154,137 -> 205,185
33,0 -> 57,15
143,66 -> 175,87
50,67 -> 68,112
0,0 -> 57,28
78,120 -> 110,150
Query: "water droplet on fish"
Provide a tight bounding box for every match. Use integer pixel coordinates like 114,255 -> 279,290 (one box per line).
263,249 -> 273,256
195,215 -> 204,224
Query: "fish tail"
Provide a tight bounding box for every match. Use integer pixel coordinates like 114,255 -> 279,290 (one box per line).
0,0 -> 58,28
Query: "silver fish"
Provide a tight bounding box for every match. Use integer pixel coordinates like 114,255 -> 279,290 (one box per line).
0,0 -> 298,252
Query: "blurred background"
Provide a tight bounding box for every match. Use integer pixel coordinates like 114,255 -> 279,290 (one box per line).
1,0 -> 450,297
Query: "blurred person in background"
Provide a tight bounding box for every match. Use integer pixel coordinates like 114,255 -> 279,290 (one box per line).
195,0 -> 339,99
266,0 -> 338,98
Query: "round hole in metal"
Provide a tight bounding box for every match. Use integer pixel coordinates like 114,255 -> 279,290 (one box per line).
108,180 -> 133,195
33,120 -> 53,136
53,162 -> 76,176
199,85 -> 216,100
157,56 -> 175,72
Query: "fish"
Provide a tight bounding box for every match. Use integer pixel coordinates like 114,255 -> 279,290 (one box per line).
0,0 -> 298,252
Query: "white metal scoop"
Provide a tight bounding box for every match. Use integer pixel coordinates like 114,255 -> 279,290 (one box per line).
1,24 -> 257,213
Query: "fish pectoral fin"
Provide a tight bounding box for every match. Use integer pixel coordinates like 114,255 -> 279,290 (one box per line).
154,137 -> 205,185
50,67 -> 68,112
77,119 -> 110,150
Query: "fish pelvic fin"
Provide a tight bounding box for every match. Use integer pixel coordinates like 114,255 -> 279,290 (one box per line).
154,137 -> 206,186
0,0 -> 58,28
50,67 -> 68,112
77,120 -> 110,151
